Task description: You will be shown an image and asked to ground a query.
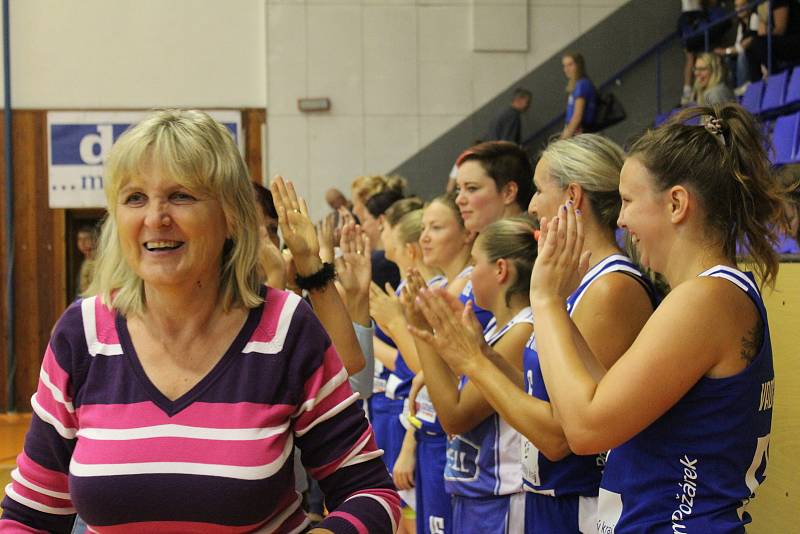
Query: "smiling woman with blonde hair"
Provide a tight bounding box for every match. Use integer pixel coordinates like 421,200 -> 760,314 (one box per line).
692,52 -> 735,106
1,109 -> 400,533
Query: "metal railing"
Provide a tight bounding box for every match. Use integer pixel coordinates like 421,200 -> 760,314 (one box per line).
521,0 -> 772,151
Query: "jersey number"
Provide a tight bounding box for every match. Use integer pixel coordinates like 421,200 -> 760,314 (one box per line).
738,433 -> 770,520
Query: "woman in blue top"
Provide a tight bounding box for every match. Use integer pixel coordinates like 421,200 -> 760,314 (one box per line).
532,103 -> 783,532
561,52 -> 597,139
408,134 -> 657,533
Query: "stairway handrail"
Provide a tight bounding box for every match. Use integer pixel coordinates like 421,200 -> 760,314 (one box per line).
521,0 -> 768,152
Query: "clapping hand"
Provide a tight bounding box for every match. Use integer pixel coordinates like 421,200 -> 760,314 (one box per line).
336,223 -> 372,324
407,287 -> 489,376
369,282 -> 405,338
530,202 -> 591,307
399,269 -> 430,333
270,176 -> 322,277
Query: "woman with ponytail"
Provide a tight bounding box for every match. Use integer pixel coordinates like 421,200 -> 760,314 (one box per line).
531,103 -> 783,531
414,134 -> 657,532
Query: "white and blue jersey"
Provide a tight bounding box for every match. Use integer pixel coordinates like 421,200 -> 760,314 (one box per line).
522,254 -> 657,498
459,279 -> 495,331
445,307 -> 533,498
597,266 -> 773,533
369,281 -> 407,473
386,275 -> 447,402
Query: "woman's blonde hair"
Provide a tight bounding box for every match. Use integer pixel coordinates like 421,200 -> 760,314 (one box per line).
693,53 -> 727,105
351,174 -> 407,205
393,209 -> 424,245
89,109 -> 263,315
476,216 -> 538,306
385,197 -> 424,227
540,134 -> 625,232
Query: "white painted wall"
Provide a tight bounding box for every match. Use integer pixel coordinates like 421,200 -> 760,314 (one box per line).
265,0 -> 628,218
0,0 -> 265,108
0,0 -> 625,219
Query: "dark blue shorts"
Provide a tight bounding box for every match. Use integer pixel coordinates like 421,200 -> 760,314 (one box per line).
415,433 -> 451,534
524,491 -> 598,533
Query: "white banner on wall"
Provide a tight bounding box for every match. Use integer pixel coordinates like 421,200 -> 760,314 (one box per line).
47,110 -> 244,208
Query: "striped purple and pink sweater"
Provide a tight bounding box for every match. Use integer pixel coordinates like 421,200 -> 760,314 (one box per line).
1,288 -> 400,533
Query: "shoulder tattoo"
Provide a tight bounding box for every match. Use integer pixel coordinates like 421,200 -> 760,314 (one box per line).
740,316 -> 763,365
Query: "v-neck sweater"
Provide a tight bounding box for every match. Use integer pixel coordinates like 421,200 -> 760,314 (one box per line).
1,288 -> 400,533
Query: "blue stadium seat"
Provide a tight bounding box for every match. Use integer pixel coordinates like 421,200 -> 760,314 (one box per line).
741,80 -> 764,115
761,70 -> 789,114
771,112 -> 799,165
785,67 -> 800,108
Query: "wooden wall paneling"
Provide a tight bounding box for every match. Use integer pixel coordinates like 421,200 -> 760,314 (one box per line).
242,108 -> 266,184
11,110 -> 66,411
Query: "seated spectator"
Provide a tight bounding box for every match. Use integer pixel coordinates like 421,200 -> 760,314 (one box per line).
486,88 -> 532,145
561,52 -> 597,139
714,0 -> 759,88
692,52 -> 736,105
678,0 -> 731,102
748,0 -> 800,79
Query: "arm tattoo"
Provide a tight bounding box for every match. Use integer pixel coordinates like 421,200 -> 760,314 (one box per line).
740,317 -> 763,364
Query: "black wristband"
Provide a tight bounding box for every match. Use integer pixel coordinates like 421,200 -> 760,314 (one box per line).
295,262 -> 336,291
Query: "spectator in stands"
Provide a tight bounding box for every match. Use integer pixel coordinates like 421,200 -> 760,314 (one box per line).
0,109 -> 400,532
749,0 -> 800,79
325,187 -> 352,212
714,0 -> 758,88
75,224 -> 98,297
692,52 -> 736,105
678,1 -> 730,103
560,52 -> 597,139
486,88 -> 532,145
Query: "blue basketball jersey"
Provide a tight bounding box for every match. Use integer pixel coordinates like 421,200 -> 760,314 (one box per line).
522,254 -> 656,497
597,266 -> 773,533
387,275 -> 448,401
459,279 -> 495,330
373,280 -> 406,395
445,307 -> 533,498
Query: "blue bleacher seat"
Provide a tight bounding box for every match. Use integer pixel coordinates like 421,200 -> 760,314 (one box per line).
785,67 -> 800,108
742,80 -> 764,115
761,70 -> 790,114
771,112 -> 799,165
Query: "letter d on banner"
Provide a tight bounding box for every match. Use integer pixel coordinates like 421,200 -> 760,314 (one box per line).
79,124 -> 113,164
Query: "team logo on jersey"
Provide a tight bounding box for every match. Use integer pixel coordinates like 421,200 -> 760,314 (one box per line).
445,436 -> 480,482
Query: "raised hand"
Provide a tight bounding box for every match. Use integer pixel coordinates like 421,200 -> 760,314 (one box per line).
408,287 -> 489,376
270,176 -> 322,276
399,269 -> 430,332
336,223 -> 371,298
530,202 -> 591,307
259,224 -> 288,289
317,212 -> 337,264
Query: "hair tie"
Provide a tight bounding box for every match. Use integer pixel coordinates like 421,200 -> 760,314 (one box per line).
704,118 -> 726,146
